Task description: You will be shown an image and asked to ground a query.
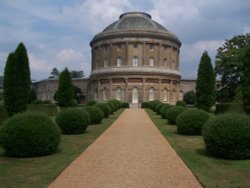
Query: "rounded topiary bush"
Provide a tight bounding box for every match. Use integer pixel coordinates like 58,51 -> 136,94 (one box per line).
160,104 -> 171,119
141,102 -> 150,108
203,114 -> 250,159
56,108 -> 90,134
0,112 -> 61,157
155,103 -> 165,115
176,100 -> 187,107
95,103 -> 111,118
86,100 -> 97,106
84,106 -> 104,124
176,109 -> 209,135
148,100 -> 160,111
165,106 -> 185,125
121,102 -> 129,108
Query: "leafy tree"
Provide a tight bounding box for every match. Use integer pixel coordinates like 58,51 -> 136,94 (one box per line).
215,33 -> 250,102
241,47 -> 250,114
3,43 -> 31,116
49,67 -> 60,78
56,68 -> 74,107
183,90 -> 195,105
73,85 -> 85,104
195,51 -> 215,112
28,88 -> 37,103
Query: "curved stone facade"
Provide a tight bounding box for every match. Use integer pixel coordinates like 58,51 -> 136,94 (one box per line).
89,12 -> 181,104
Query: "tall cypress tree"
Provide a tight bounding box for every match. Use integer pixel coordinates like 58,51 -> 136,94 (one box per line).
56,68 -> 74,107
3,43 -> 31,116
195,51 -> 216,112
241,47 -> 250,114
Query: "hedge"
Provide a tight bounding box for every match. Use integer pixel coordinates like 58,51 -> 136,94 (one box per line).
27,104 -> 58,116
215,103 -> 244,114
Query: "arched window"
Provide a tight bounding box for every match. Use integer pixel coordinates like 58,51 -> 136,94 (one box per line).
149,57 -> 154,67
116,88 -> 121,101
132,56 -> 138,67
163,58 -> 168,67
149,88 -> 154,101
149,44 -> 154,51
104,58 -> 108,68
94,88 -> 98,100
163,89 -> 167,101
117,57 -> 122,67
102,88 -> 108,101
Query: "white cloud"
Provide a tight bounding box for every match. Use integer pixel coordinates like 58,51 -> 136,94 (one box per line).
29,53 -> 52,77
57,49 -> 84,63
243,26 -> 250,34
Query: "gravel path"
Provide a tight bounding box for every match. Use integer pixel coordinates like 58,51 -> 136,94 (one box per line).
48,109 -> 202,188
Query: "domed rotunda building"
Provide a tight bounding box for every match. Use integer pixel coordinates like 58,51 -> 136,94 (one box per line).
89,12 -> 181,104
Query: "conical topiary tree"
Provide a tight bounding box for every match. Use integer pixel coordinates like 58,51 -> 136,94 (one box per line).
56,68 -> 75,107
195,51 -> 215,112
3,43 -> 31,116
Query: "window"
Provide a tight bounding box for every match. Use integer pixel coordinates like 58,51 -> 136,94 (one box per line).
164,58 -> 168,67
132,56 -> 138,67
163,89 -> 167,101
133,43 -> 138,49
117,57 -> 122,67
149,57 -> 154,67
117,44 -> 121,51
95,89 -> 98,100
102,88 -> 108,101
116,88 -> 121,101
149,44 -> 154,51
104,59 -> 108,68
149,88 -> 154,101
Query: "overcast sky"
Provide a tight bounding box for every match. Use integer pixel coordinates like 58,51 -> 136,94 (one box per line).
0,0 -> 250,80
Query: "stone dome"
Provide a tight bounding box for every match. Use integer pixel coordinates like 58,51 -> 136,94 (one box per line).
103,12 -> 167,32
90,12 -> 181,46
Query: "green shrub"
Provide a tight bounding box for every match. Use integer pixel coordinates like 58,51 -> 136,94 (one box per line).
95,103 -> 111,118
183,90 -> 196,105
155,103 -> 165,115
176,100 -> 187,107
215,103 -> 244,114
203,114 -> 250,159
159,104 -> 171,119
84,106 -> 104,124
107,100 -> 121,112
27,104 -> 58,116
0,105 -> 8,125
56,108 -> 90,134
0,112 -> 61,157
86,100 -> 97,106
121,102 -> 129,108
176,109 -> 209,135
141,102 -> 150,108
148,100 -> 161,111
166,106 -> 185,125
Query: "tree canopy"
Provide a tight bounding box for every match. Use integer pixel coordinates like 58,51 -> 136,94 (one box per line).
215,33 -> 250,102
195,51 -> 215,112
55,68 -> 75,107
3,43 -> 31,116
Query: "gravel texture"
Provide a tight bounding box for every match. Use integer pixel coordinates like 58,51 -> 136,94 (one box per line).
48,109 -> 202,188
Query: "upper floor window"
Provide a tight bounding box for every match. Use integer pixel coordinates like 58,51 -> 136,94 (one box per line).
132,56 -> 138,67
164,58 -> 168,67
149,57 -> 154,67
117,57 -> 122,67
149,44 -> 154,51
133,43 -> 138,49
117,44 -> 121,51
104,59 -> 108,68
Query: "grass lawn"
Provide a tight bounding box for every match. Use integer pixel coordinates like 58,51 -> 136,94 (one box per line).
146,109 -> 250,188
0,109 -> 124,188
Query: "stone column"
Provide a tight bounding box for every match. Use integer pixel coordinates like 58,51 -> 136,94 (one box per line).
109,79 -> 112,100
158,79 -> 161,101
143,42 -> 146,66
97,79 -> 101,102
158,44 -> 161,67
170,79 -> 173,104
125,78 -> 128,102
143,78 -> 146,102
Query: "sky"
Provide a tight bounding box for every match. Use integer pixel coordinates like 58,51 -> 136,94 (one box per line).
0,0 -> 250,80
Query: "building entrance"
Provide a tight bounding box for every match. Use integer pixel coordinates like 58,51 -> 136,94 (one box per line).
132,88 -> 138,103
